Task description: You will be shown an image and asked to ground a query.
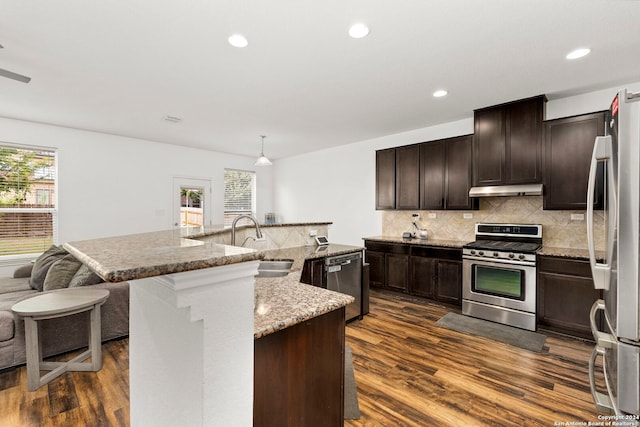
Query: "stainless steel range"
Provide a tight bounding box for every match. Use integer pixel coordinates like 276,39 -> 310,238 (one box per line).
462,223 -> 542,331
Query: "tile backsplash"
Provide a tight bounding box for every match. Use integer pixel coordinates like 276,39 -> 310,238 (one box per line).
382,196 -> 605,250
196,224 -> 330,250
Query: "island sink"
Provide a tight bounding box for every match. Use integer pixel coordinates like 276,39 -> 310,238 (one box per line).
256,259 -> 293,277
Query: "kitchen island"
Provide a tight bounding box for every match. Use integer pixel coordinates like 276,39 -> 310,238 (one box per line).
65,228 -> 354,427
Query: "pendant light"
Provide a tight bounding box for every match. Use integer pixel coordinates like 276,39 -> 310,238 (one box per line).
255,135 -> 272,166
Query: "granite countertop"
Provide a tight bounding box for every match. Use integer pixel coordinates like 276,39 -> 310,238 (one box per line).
65,226 -> 359,340
261,244 -> 364,270
538,246 -> 605,261
64,229 -> 260,282
254,275 -> 353,339
363,235 -> 469,249
64,222 -> 336,282
254,243 -> 362,338
364,236 -> 605,260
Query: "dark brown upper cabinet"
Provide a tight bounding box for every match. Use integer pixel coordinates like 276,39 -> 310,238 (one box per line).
543,111 -> 606,210
395,144 -> 421,210
376,144 -> 421,210
420,140 -> 445,209
376,148 -> 396,209
420,135 -> 477,210
473,95 -> 546,186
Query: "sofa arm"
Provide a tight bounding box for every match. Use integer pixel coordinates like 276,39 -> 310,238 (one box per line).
13,264 -> 34,279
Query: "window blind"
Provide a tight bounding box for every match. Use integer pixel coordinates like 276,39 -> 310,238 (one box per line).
224,169 -> 255,226
0,145 -> 57,256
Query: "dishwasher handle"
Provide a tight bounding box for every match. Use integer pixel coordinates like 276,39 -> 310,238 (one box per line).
325,253 -> 362,267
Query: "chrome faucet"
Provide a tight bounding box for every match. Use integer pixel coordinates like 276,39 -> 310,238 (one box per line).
231,214 -> 264,246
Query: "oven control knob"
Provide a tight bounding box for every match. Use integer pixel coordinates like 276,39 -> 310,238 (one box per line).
508,253 -> 515,258
478,251 -> 484,256
518,254 -> 525,260
493,252 -> 499,257
470,250 -> 476,255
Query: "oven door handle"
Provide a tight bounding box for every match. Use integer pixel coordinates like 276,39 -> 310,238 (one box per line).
586,135 -> 616,290
462,256 -> 535,267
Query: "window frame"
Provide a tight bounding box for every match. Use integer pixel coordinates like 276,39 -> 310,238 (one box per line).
0,141 -> 58,259
223,168 -> 256,227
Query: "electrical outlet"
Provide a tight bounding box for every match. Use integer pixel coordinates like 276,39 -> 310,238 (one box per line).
428,213 -> 437,219
463,213 -> 473,219
570,213 -> 585,221
309,229 -> 317,237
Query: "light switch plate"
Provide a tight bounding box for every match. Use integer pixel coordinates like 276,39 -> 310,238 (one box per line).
309,229 -> 318,236
570,213 -> 585,221
463,213 -> 473,219
428,213 -> 437,219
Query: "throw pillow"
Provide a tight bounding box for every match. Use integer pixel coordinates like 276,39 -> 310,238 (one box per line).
43,254 -> 83,291
68,264 -> 104,287
29,245 -> 68,291
13,263 -> 34,279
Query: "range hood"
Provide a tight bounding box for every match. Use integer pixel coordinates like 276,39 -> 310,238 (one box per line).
469,184 -> 543,198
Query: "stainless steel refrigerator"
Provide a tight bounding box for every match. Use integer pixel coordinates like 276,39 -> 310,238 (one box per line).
587,88 -> 640,418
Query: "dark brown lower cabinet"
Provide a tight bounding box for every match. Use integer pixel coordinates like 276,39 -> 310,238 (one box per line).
537,256 -> 602,340
254,308 -> 345,427
364,240 -> 462,306
436,260 -> 462,305
300,258 -> 325,287
364,241 -> 409,292
386,253 -> 409,292
410,246 -> 462,305
410,254 -> 436,298
365,250 -> 385,288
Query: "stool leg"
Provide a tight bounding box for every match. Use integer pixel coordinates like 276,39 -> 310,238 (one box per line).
89,304 -> 103,371
24,317 -> 41,391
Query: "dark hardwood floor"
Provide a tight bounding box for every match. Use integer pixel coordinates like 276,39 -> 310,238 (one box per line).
0,289 -> 602,426
345,290 -> 601,427
0,337 -> 129,427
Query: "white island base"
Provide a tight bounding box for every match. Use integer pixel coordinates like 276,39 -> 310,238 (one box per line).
128,260 -> 259,427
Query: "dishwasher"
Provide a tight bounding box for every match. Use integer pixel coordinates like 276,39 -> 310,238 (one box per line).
325,252 -> 362,322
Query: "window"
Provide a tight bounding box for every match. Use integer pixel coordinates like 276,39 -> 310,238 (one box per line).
224,169 -> 256,226
173,177 -> 212,228
179,187 -> 203,227
0,144 -> 57,256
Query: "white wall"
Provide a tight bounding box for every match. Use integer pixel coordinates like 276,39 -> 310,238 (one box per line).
0,117 -> 273,244
273,81 -> 640,246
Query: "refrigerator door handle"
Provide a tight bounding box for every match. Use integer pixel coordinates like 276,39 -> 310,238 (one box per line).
589,345 -> 616,414
589,300 -> 620,416
587,135 -> 617,290
590,299 -> 616,348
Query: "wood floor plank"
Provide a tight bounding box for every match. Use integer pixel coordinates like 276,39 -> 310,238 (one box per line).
0,289 -> 603,426
46,375 -> 79,417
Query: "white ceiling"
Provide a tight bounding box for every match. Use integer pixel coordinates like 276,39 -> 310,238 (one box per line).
1,1 -> 639,160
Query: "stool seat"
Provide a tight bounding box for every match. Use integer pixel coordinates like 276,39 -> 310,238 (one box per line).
12,288 -> 110,391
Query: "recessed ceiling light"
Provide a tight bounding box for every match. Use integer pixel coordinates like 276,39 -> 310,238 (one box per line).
433,89 -> 448,98
228,34 -> 248,48
566,48 -> 591,60
349,23 -> 370,39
